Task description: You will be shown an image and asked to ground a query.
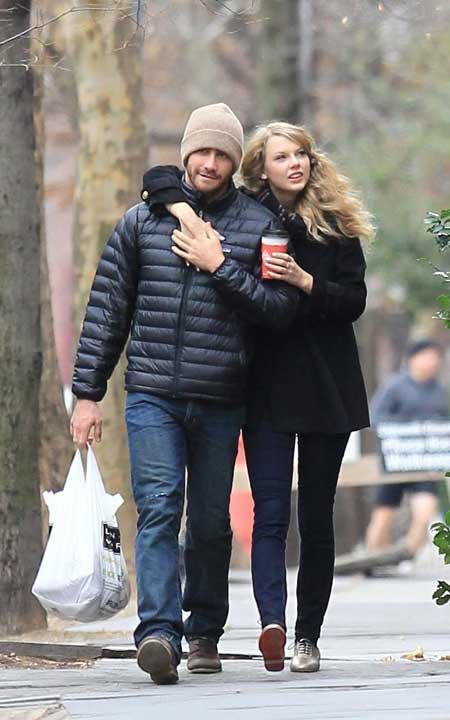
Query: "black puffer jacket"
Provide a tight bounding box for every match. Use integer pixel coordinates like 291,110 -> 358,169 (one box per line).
142,167 -> 369,433
72,183 -> 298,405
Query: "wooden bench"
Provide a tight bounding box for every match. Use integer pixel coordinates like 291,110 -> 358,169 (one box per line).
337,453 -> 443,487
232,453 -> 443,490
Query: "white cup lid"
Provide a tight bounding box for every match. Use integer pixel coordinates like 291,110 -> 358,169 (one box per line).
261,236 -> 289,246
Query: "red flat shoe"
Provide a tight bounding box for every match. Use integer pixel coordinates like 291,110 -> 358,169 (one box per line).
258,624 -> 286,672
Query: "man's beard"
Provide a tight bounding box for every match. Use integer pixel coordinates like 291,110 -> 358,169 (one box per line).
185,170 -> 231,203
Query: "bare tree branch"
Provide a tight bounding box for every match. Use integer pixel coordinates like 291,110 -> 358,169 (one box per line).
196,0 -> 257,18
0,3 -> 137,49
0,0 -> 254,66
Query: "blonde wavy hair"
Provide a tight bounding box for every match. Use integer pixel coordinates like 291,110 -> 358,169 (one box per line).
240,122 -> 375,242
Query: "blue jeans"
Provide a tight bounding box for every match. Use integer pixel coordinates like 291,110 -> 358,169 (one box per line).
125,392 -> 244,660
244,421 -> 349,644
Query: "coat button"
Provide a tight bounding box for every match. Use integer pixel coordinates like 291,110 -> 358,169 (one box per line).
141,190 -> 149,200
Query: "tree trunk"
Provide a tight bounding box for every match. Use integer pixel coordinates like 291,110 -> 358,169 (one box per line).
34,70 -> 74,495
257,0 -> 298,123
256,0 -> 317,125
296,0 -> 315,125
0,0 -> 46,634
56,3 -> 148,573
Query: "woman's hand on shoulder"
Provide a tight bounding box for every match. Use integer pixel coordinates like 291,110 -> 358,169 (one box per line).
265,252 -> 313,294
167,202 -> 208,238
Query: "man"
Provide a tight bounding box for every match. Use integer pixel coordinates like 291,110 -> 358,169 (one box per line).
71,103 -> 297,685
366,339 -> 448,558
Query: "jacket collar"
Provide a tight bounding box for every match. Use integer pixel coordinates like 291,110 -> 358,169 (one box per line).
181,176 -> 238,214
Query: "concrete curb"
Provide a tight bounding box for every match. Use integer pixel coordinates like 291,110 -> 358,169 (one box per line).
0,641 -> 257,663
0,642 -> 102,662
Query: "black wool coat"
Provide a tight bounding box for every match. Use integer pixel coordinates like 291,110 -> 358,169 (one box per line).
246,222 -> 370,433
141,168 -> 370,434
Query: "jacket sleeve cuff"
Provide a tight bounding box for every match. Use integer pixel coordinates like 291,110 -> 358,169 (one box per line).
211,257 -> 231,279
72,387 -> 105,402
141,165 -> 182,195
144,187 -> 187,215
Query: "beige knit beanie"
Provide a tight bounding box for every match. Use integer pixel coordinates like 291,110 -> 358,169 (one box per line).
180,103 -> 244,173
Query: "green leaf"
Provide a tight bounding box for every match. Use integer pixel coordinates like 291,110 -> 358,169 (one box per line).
437,294 -> 450,309
431,522 -> 445,531
432,532 -> 450,548
444,554 -> 450,565
436,596 -> 450,606
432,526 -> 445,535
432,527 -> 448,538
433,539 -> 450,554
445,509 -> 450,525
433,580 -> 450,605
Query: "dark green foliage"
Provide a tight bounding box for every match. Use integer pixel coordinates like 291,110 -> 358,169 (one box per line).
431,510 -> 450,606
432,580 -> 450,606
425,209 -> 450,327
427,215 -> 450,605
425,210 -> 450,251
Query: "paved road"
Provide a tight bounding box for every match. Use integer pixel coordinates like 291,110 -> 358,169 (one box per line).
1,551 -> 450,720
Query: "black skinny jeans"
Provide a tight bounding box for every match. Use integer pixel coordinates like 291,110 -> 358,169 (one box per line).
243,421 -> 349,644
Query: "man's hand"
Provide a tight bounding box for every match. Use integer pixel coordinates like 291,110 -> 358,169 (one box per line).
70,399 -> 102,448
172,222 -> 225,273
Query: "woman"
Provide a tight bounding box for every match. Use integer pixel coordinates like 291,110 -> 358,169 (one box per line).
141,122 -> 375,673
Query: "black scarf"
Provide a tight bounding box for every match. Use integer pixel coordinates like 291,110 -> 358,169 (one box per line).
255,185 -> 309,243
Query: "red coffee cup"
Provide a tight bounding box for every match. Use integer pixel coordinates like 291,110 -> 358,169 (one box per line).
261,230 -> 289,279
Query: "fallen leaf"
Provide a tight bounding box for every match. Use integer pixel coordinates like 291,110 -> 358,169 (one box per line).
401,645 -> 425,661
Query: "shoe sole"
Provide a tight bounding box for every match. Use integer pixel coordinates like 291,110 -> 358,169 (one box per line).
290,662 -> 320,673
259,625 -> 286,672
187,663 -> 222,674
137,639 -> 178,684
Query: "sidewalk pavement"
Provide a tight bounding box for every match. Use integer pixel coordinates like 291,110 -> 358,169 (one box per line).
1,545 -> 450,720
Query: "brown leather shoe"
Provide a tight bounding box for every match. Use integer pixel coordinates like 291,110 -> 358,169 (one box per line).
187,637 -> 222,673
137,636 -> 179,684
258,624 -> 286,671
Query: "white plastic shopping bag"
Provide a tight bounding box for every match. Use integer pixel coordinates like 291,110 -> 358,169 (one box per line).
84,446 -> 131,618
32,446 -> 131,621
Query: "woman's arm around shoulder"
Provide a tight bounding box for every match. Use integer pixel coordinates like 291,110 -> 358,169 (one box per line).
141,165 -> 208,236
141,165 -> 185,214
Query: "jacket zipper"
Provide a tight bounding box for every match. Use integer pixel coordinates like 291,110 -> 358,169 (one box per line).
173,266 -> 193,396
173,209 -> 204,396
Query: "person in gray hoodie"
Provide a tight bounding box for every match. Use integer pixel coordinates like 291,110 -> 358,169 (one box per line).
366,339 -> 448,556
